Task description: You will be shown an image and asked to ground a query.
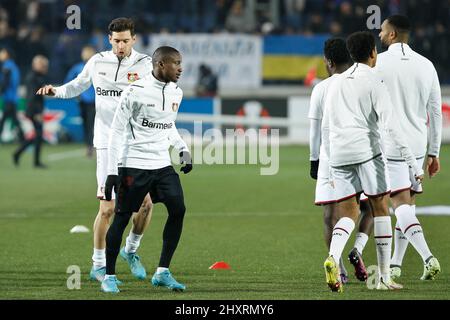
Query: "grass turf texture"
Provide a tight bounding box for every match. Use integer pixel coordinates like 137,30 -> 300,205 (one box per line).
0,144 -> 449,300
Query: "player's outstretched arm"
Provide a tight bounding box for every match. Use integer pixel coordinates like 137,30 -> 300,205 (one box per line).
36,84 -> 56,96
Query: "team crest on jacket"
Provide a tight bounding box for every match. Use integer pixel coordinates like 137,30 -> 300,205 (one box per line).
172,102 -> 179,112
127,72 -> 139,82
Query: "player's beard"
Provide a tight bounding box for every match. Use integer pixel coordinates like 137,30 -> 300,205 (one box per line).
380,38 -> 390,50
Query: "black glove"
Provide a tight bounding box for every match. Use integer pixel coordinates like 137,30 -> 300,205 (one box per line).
310,160 -> 319,180
104,174 -> 119,201
180,151 -> 193,174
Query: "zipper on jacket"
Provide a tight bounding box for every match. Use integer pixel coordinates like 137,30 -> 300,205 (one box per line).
115,58 -> 123,81
162,83 -> 167,110
129,121 -> 136,139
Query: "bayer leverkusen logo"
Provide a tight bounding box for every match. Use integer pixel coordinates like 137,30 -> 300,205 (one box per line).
127,72 -> 139,82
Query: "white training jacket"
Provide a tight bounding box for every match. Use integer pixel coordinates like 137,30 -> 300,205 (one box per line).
308,74 -> 340,162
323,62 -> 422,177
375,42 -> 442,160
54,49 -> 153,149
107,74 -> 189,175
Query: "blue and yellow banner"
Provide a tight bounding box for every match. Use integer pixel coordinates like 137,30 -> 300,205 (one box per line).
263,35 -> 329,81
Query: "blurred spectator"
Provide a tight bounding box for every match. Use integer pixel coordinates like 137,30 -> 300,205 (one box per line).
225,0 -> 256,33
0,0 -> 448,83
16,26 -> 49,76
13,55 -> 49,168
50,30 -> 84,83
336,1 -> 358,35
0,7 -> 16,51
0,47 -> 23,143
195,64 -> 218,97
281,0 -> 305,31
65,45 -> 96,157
305,13 -> 328,34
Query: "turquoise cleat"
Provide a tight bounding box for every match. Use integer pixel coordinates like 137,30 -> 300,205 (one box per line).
151,270 -> 186,292
89,266 -> 106,282
90,266 -> 122,285
101,276 -> 120,293
120,247 -> 147,280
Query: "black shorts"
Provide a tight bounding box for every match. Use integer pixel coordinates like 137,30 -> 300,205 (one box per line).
115,165 -> 184,213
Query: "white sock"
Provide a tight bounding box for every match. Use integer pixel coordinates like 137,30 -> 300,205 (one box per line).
391,220 -> 409,266
125,231 -> 143,254
395,204 -> 432,263
104,274 -> 115,279
353,232 -> 369,254
374,216 -> 393,283
156,267 -> 169,274
92,248 -> 106,269
329,217 -> 355,264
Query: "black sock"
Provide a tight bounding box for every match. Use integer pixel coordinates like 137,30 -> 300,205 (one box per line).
159,197 -> 186,268
106,211 -> 132,275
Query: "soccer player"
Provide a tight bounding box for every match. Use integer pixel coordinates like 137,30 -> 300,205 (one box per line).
0,47 -> 24,143
309,38 -> 370,284
101,46 -> 191,293
377,15 -> 442,280
322,31 -> 423,292
13,55 -> 49,168
36,18 -> 153,281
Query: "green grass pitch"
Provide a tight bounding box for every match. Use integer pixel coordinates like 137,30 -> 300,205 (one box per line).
0,144 -> 449,300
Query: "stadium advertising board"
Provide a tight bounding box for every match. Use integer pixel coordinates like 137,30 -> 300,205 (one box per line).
220,98 -> 288,136
143,34 -> 262,90
287,96 -> 310,144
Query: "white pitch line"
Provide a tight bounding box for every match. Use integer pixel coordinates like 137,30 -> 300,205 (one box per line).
47,148 -> 86,162
1,207 -> 450,219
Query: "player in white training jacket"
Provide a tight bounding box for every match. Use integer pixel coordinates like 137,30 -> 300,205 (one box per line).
101,46 -> 191,293
309,37 -> 373,284
377,15 -> 442,281
36,18 -> 154,281
322,31 -> 423,293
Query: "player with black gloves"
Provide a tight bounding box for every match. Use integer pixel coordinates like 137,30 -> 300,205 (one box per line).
102,46 -> 191,293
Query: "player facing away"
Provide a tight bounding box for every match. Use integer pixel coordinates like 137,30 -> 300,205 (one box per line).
309,38 -> 372,284
101,46 -> 192,293
377,15 -> 442,280
36,18 -> 154,281
322,31 -> 424,292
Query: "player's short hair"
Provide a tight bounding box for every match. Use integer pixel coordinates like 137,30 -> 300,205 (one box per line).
324,38 -> 351,65
108,17 -> 135,36
152,46 -> 180,65
346,31 -> 376,63
386,15 -> 411,34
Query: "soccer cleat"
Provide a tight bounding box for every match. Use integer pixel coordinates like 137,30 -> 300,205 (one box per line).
89,266 -> 123,285
120,247 -> 147,280
340,273 -> 349,284
151,270 -> 186,292
390,265 -> 402,280
324,256 -> 343,293
90,266 -> 106,282
348,248 -> 368,281
101,276 -> 120,293
376,277 -> 403,290
420,257 -> 441,280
